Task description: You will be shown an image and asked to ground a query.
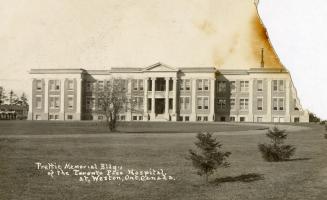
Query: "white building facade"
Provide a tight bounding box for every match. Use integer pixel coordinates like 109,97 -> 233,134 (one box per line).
28,63 -> 309,123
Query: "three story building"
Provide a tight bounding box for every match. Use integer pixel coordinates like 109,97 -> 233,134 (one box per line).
28,62 -> 309,122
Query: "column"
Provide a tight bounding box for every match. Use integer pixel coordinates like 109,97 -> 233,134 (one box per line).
285,79 -> 290,122
150,78 -> 156,119
267,79 -> 272,122
28,78 -> 34,120
190,79 -> 197,121
60,79 -> 65,120
143,78 -> 148,121
172,77 -> 177,121
165,77 -> 170,119
248,78 -> 254,122
208,78 -> 215,122
76,78 -> 82,120
44,79 -> 49,120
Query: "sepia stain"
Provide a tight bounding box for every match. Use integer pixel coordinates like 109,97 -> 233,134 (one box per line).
194,20 -> 216,35
250,13 -> 283,68
212,33 -> 239,68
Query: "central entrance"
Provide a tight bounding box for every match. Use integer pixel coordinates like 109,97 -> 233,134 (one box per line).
155,98 -> 165,114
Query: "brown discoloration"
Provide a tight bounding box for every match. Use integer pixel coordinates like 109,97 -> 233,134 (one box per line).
250,14 -> 283,68
212,47 -> 225,67
194,20 -> 216,35
213,34 -> 239,68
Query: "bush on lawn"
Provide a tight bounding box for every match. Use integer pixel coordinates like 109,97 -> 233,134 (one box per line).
258,127 -> 296,162
188,132 -> 231,184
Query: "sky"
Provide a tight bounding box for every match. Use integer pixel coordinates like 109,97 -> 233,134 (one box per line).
0,0 -> 326,119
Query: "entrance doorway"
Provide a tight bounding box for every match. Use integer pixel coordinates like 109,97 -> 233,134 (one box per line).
155,99 -> 165,114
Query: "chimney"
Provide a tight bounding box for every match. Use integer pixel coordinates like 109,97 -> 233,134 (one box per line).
261,48 -> 264,68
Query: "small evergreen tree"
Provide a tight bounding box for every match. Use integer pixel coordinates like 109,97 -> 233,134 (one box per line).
20,93 -> 29,107
258,127 -> 296,162
188,132 -> 231,184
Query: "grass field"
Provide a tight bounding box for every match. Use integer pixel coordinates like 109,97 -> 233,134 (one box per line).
0,121 -> 326,200
0,120 -> 264,135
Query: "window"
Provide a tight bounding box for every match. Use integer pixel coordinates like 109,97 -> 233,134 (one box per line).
86,81 -> 92,91
273,98 -> 278,110
97,81 -> 104,90
185,116 -> 190,121
230,98 -> 235,110
230,116 -> 235,122
132,80 -> 144,91
217,81 -> 227,93
36,80 -> 42,90
240,117 -> 245,122
139,80 -> 144,91
180,97 -> 190,110
203,116 -> 208,121
257,98 -> 263,110
68,80 -> 74,90
49,114 -> 54,120
197,80 -> 203,90
133,116 -> 137,121
86,97 -> 95,110
139,97 -> 144,110
185,97 -> 190,110
272,80 -> 285,91
185,80 -> 190,90
230,81 -> 236,92
203,97 -> 209,109
179,116 -> 183,121
294,117 -> 300,123
49,96 -> 60,109
203,80 -> 209,90
197,116 -> 202,121
121,80 -> 127,91
197,97 -> 202,109
257,80 -> 263,91
240,98 -> 249,110
180,80 -> 185,90
294,99 -> 299,111
133,97 -> 144,110
180,79 -> 191,91
217,99 -> 227,110
68,96 -> 74,109
120,115 -> 126,121
279,80 -> 284,91
273,98 -> 284,111
240,81 -> 249,92
132,80 -> 138,91
67,115 -> 73,120
278,98 -> 284,110
179,97 -> 184,110
273,80 -> 278,91
138,116 -> 143,120
36,96 -> 42,109
220,117 -> 226,121
50,80 -> 60,91
197,97 -> 209,110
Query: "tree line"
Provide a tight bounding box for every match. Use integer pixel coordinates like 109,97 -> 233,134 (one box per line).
0,87 -> 28,107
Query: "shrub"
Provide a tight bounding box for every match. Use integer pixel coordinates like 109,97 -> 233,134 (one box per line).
258,127 -> 296,162
188,132 -> 231,183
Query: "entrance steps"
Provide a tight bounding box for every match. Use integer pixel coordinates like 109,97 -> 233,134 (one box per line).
153,114 -> 169,121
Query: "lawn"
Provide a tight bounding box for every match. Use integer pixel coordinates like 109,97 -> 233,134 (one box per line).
0,120 -> 264,135
0,121 -> 326,200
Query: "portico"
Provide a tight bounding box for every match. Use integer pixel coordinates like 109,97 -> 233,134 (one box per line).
142,63 -> 178,121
